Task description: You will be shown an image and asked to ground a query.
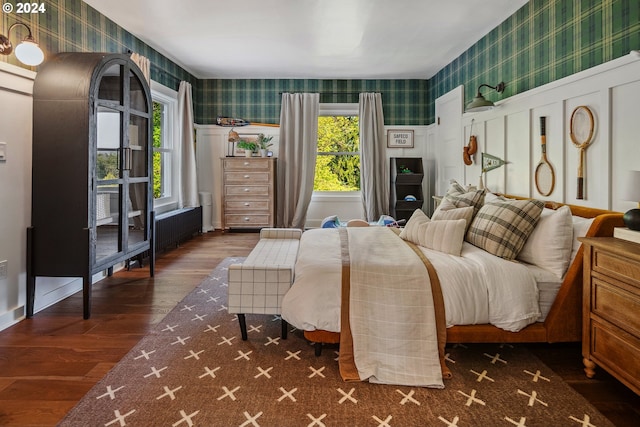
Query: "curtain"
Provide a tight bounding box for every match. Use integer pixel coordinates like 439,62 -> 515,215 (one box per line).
359,93 -> 388,221
178,81 -> 199,208
129,52 -> 150,84
277,93 -> 320,229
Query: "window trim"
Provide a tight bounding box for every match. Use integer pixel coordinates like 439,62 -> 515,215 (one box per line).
150,81 -> 179,213
315,103 -> 360,195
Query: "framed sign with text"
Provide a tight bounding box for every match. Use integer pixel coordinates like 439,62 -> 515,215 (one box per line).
387,129 -> 414,148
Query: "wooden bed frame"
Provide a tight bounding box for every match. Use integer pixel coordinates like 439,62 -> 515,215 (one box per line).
303,199 -> 624,353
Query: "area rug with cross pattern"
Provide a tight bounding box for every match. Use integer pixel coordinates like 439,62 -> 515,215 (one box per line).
59,257 -> 614,427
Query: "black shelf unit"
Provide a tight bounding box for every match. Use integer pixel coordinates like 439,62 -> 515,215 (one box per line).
390,157 -> 424,221
27,53 -> 155,319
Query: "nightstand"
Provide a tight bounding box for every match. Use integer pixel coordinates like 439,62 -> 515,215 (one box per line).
579,237 -> 640,395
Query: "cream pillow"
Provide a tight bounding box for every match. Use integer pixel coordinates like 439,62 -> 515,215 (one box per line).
416,219 -> 467,256
432,206 -> 474,231
570,216 -> 595,265
517,206 -> 573,278
399,209 -> 429,243
400,209 -> 466,256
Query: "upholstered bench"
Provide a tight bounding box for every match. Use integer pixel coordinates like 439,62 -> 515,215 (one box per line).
228,228 -> 302,340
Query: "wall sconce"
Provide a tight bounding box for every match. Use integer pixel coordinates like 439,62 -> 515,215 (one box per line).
621,170 -> 640,231
466,82 -> 505,112
0,22 -> 45,66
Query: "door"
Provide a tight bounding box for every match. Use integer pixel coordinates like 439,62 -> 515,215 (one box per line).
435,86 -> 464,195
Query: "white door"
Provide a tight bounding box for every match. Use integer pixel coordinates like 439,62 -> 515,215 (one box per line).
435,86 -> 464,195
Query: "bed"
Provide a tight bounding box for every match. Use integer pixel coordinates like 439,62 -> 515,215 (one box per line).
281,191 -> 624,366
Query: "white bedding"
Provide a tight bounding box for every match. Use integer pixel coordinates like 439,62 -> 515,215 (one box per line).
281,228 -> 542,333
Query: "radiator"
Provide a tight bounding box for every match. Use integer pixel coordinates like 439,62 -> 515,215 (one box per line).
154,207 -> 203,253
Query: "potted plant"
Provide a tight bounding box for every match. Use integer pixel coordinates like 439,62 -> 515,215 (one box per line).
257,134 -> 274,157
236,140 -> 257,157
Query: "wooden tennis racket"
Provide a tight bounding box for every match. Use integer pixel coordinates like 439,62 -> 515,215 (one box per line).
569,106 -> 595,200
534,116 -> 555,196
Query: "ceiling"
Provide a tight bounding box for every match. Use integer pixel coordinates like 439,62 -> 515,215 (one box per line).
83,0 -> 528,80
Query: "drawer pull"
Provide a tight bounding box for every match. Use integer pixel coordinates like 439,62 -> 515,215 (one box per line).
243,162 -> 250,166
244,217 -> 250,221
244,175 -> 250,178
244,203 -> 250,206
244,188 -> 250,192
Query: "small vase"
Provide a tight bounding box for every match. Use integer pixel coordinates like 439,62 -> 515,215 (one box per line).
260,149 -> 268,157
244,150 -> 253,158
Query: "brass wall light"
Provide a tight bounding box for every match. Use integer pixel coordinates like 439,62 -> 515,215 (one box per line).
466,82 -> 505,112
0,22 -> 45,66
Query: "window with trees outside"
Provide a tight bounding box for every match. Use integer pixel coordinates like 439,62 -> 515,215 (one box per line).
150,84 -> 177,204
314,104 -> 360,192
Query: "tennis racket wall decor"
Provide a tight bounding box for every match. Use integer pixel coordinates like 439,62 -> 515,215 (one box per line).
534,116 -> 555,196
569,105 -> 595,200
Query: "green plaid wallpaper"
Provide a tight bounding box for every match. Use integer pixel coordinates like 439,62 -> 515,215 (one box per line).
2,1 -> 639,126
197,79 -> 429,126
0,0 -> 196,89
430,0 -> 640,123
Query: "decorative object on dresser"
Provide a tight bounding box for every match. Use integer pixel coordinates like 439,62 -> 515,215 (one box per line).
222,157 -> 277,230
27,53 -> 155,320
580,237 -> 640,395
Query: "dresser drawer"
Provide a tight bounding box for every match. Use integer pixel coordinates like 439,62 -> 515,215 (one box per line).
589,319 -> 640,392
223,158 -> 271,171
225,214 -> 270,227
225,200 -> 270,211
592,278 -> 640,335
224,171 -> 270,184
225,185 -> 270,197
593,246 -> 640,286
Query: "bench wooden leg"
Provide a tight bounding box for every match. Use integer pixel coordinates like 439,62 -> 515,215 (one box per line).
314,342 -> 322,357
237,314 -> 248,340
281,319 -> 288,340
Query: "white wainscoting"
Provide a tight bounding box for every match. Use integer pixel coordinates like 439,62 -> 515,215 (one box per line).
441,51 -> 640,213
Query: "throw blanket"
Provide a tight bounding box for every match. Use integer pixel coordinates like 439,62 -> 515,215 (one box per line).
337,227 -> 449,387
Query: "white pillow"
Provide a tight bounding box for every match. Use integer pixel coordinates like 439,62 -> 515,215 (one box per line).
517,206 -> 573,278
432,206 -> 475,231
570,216 -> 595,265
416,219 -> 467,256
399,209 -> 466,256
399,209 -> 429,243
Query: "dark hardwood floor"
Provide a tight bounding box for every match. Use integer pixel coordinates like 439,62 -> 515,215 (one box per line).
1,231 -> 639,426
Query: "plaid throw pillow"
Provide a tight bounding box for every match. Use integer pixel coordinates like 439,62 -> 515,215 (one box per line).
442,180 -> 486,214
466,198 -> 545,260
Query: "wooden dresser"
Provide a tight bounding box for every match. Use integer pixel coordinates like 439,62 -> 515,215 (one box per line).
222,157 -> 277,230
580,236 -> 640,395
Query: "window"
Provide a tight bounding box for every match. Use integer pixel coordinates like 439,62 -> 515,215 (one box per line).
150,81 -> 178,208
314,104 -> 360,192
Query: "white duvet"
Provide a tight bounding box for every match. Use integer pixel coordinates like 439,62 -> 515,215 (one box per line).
281,228 -> 542,333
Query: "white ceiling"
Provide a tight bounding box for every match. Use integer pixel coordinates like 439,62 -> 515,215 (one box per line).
83,0 -> 528,80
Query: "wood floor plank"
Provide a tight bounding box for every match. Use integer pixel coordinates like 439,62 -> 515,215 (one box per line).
1,230 -> 638,426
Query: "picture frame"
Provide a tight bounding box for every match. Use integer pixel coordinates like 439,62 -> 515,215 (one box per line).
387,129 -> 414,148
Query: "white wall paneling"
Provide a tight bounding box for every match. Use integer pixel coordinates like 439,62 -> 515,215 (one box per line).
505,110 -> 530,197
445,51 -> 640,211
611,80 -> 640,213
